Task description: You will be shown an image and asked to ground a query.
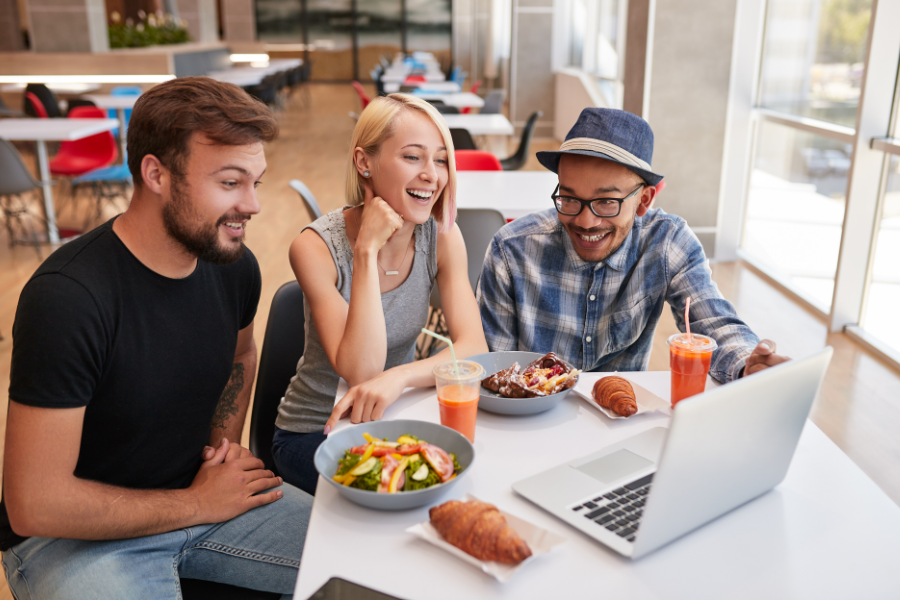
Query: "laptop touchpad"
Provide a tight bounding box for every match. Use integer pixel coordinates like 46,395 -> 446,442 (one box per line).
574,449 -> 653,484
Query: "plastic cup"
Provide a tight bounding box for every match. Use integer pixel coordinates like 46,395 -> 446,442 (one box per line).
667,333 -> 718,407
433,360 -> 485,443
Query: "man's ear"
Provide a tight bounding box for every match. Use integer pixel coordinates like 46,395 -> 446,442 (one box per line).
140,154 -> 168,196
635,184 -> 657,217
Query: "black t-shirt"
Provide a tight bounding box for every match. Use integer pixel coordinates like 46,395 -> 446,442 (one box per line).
0,218 -> 261,550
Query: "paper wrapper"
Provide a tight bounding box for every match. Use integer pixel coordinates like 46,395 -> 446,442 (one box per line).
573,374 -> 670,419
406,494 -> 566,583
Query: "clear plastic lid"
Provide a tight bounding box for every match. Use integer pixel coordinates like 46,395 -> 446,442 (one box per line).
433,360 -> 485,383
666,333 -> 718,353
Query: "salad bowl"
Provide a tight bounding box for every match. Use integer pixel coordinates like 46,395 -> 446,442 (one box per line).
468,351 -> 578,416
314,419 -> 474,510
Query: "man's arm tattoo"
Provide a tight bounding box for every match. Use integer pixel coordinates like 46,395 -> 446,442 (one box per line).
212,363 -> 244,430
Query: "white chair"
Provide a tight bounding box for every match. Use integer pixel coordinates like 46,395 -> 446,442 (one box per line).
289,179 -> 323,221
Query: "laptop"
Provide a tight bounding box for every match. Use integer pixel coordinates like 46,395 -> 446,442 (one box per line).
512,347 -> 833,559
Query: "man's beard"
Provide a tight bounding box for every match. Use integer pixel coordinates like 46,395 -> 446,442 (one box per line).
162,182 -> 247,265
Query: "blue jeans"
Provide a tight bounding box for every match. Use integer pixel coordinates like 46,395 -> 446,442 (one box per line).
1,483 -> 312,600
272,427 -> 326,497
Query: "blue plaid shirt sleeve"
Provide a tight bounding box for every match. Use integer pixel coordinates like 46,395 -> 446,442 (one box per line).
477,235 -> 519,352
664,224 -> 758,382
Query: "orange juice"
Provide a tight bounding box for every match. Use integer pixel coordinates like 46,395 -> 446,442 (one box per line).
433,360 -> 485,443
437,385 -> 480,443
667,333 -> 717,406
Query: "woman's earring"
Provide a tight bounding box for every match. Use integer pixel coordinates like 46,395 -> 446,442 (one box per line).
363,171 -> 370,178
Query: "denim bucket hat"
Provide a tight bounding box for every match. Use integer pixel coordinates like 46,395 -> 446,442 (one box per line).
536,108 -> 664,186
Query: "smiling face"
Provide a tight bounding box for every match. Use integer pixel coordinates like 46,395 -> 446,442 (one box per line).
162,132 -> 266,264
363,109 -> 449,223
556,153 -> 651,263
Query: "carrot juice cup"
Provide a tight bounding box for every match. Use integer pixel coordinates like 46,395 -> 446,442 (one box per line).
433,361 -> 485,443
667,333 -> 717,407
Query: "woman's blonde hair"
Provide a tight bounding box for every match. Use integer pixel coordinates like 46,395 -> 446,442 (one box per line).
346,93 -> 456,233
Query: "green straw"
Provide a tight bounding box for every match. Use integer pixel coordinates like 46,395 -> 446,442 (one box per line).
421,328 -> 459,376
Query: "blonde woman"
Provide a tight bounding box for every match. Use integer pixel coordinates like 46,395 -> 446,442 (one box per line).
272,94 -> 488,494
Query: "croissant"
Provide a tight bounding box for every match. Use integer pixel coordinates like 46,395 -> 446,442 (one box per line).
429,500 -> 532,564
592,376 -> 638,417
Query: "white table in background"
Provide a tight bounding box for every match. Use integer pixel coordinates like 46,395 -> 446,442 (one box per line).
207,59 -> 302,87
0,118 -> 118,243
1,82 -> 101,94
412,91 -> 484,109
384,81 -> 460,94
456,171 -> 557,220
294,372 -> 900,600
84,94 -> 140,158
381,72 -> 446,84
442,113 -> 514,156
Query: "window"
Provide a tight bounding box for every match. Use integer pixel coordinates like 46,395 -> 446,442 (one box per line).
565,0 -> 625,108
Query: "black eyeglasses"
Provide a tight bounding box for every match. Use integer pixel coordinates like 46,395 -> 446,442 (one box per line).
551,183 -> 645,218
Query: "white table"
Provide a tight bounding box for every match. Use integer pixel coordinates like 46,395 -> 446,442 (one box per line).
0,118 -> 118,243
294,372 -> 900,599
84,94 -> 140,158
207,59 -> 302,87
456,171 -> 557,220
443,114 -> 514,156
384,81 -> 461,94
413,92 -> 484,109
381,72 -> 446,84
1,82 -> 101,94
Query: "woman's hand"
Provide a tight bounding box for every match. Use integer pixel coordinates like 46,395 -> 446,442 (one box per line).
355,192 -> 404,254
323,368 -> 409,434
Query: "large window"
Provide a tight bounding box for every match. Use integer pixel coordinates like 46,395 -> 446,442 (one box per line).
565,0 -> 625,108
735,0 -> 900,364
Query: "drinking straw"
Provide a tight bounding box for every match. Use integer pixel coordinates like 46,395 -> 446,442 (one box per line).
685,296 -> 693,343
421,328 -> 459,375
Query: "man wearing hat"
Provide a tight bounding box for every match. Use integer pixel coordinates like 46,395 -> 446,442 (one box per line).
477,108 -> 788,380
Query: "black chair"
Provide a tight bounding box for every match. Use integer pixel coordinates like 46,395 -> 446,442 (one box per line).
450,128 -> 477,151
23,83 -> 62,118
434,105 -> 460,115
181,579 -> 280,600
500,110 -> 543,171
244,79 -> 278,108
65,98 -> 97,116
249,281 -> 306,474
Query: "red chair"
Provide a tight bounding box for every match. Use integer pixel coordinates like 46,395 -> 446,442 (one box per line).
351,81 -> 371,109
25,92 -> 49,118
49,106 -> 118,177
461,80 -> 482,114
404,75 -> 426,84
454,150 -> 502,171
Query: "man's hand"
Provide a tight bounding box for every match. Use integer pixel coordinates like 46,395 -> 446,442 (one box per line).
744,339 -> 791,376
323,370 -> 408,434
201,439 -> 253,462
189,438 -> 282,524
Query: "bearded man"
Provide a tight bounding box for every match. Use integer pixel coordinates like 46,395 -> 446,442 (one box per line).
1,77 -> 311,599
477,108 -> 788,382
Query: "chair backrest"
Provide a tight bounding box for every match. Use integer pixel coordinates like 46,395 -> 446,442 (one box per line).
351,81 -> 371,108
0,139 -> 41,196
249,281 -> 306,473
24,92 -> 48,119
456,208 -> 507,291
500,110 -> 543,171
480,89 -> 506,114
435,105 -> 460,115
24,83 -> 62,118
56,106 -> 118,168
454,149 -> 502,171
449,128 -> 477,151
66,98 -> 97,116
404,75 -> 426,84
289,179 -> 323,221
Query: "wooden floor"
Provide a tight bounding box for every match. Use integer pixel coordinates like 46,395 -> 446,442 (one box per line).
0,83 -> 898,596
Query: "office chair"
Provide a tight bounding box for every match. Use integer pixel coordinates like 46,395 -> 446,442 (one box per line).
450,128 -> 477,151
454,150 -> 502,171
0,139 -> 45,258
480,90 -> 506,114
500,111 -> 543,171
23,83 -> 62,118
249,281 -> 306,474
289,179 -> 323,221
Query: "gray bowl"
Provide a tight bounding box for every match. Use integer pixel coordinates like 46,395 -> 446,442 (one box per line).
314,419 -> 474,510
468,351 -> 578,416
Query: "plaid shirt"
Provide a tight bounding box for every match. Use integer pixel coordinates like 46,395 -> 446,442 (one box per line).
476,208 -> 758,382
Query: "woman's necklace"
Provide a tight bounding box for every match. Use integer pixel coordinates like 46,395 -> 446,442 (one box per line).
354,208 -> 413,276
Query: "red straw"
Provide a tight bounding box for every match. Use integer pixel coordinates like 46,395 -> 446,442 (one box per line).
685,296 -> 692,343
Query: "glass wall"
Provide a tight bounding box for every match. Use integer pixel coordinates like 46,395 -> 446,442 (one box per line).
565,0 -> 625,108
743,121 -> 848,310
758,0 -> 872,127
255,0 -> 451,81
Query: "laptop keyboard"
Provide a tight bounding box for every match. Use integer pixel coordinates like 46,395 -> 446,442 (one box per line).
570,473 -> 654,543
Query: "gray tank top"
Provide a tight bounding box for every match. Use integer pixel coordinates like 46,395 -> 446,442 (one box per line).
276,207 -> 438,433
